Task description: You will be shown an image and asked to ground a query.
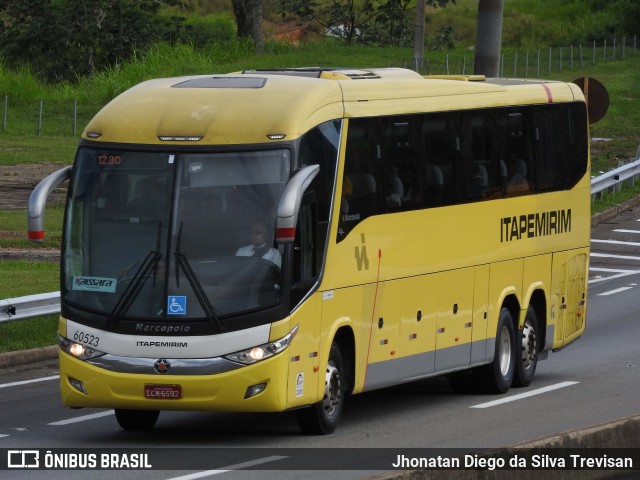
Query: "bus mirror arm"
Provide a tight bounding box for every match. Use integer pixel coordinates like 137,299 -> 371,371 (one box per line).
27,165 -> 72,243
275,164 -> 319,244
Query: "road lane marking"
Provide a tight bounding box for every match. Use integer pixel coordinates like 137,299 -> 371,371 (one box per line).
591,252 -> 640,261
613,229 -> 640,234
48,411 -> 114,426
589,268 -> 640,284
470,381 -> 579,409
598,286 -> 634,296
0,434 -> 9,439
163,456 -> 288,479
590,267 -> 638,273
0,375 -> 59,389
591,239 -> 640,247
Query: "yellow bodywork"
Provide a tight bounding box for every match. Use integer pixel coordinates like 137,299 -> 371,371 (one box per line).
67,68 -> 589,412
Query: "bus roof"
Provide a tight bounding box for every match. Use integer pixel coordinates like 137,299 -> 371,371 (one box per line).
82,68 -> 584,146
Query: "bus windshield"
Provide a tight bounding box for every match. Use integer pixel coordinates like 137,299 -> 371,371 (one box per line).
63,147 -> 291,325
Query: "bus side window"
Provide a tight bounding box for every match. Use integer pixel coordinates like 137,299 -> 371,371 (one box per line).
422,113 -> 460,207
533,103 -> 588,191
379,116 -> 422,211
562,103 -> 589,188
502,110 -> 534,197
339,118 -> 382,241
462,111 -> 499,200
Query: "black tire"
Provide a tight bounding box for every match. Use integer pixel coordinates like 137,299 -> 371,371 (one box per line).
114,409 -> 159,430
513,305 -> 539,388
479,307 -> 516,394
297,342 -> 345,435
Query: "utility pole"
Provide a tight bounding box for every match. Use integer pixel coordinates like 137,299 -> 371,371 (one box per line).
474,0 -> 504,77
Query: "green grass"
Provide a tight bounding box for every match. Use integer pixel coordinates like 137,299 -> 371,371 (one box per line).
592,180 -> 640,214
0,316 -> 58,353
544,54 -> 640,173
0,207 -> 64,249
428,0 -> 622,48
0,135 -> 77,166
0,261 -> 59,354
0,260 -> 59,297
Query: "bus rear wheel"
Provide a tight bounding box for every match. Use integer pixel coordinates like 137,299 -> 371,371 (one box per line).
296,342 -> 344,435
513,306 -> 538,387
479,307 -> 516,394
114,409 -> 159,430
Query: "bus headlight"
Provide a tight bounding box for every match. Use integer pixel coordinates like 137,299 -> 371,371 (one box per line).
58,334 -> 105,361
225,325 -> 298,365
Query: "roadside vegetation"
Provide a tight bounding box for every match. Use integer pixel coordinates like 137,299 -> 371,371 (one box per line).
0,0 -> 639,353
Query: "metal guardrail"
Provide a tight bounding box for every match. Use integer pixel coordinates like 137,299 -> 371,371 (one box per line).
0,291 -> 60,324
591,156 -> 640,198
2,155 -> 640,323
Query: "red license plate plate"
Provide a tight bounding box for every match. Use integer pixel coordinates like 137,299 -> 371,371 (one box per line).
144,384 -> 182,400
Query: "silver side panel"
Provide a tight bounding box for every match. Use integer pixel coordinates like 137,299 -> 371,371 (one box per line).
363,339 -> 491,391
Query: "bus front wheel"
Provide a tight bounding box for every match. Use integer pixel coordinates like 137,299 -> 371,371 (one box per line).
114,409 -> 159,430
513,306 -> 538,387
296,342 -> 345,435
479,308 -> 516,394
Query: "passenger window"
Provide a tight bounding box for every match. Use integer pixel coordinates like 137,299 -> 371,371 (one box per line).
379,116 -> 422,211
422,112 -> 461,207
338,118 -> 382,241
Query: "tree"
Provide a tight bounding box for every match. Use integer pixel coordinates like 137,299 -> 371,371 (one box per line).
617,0 -> 640,37
232,0 -> 264,51
279,0 -> 455,47
278,0 -> 373,45
412,0 -> 455,68
0,0 -> 185,82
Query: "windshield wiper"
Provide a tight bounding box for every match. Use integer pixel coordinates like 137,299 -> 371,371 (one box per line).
107,221 -> 163,330
174,222 -> 225,332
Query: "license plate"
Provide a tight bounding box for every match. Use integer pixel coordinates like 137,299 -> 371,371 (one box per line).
144,384 -> 182,400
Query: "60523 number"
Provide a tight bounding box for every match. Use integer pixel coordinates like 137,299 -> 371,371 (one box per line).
73,330 -> 100,348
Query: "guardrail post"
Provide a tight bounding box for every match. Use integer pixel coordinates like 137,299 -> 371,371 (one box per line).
3,96 -> 7,131
36,98 -> 43,136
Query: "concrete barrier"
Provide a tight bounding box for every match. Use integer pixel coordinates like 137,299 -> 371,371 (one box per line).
0,344 -> 57,369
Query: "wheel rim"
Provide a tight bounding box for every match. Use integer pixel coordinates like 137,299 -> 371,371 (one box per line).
498,325 -> 512,376
322,361 -> 342,417
520,320 -> 537,370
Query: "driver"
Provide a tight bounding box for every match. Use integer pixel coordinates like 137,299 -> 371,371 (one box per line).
235,220 -> 282,268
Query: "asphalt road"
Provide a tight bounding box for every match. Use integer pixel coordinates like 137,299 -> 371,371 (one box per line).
1,205 -> 640,479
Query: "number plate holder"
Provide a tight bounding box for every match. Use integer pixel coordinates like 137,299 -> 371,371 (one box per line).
144,384 -> 182,400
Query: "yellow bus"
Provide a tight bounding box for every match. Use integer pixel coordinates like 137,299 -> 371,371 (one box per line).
29,68 -> 590,434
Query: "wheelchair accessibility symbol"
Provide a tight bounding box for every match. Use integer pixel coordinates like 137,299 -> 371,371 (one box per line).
167,295 -> 187,315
